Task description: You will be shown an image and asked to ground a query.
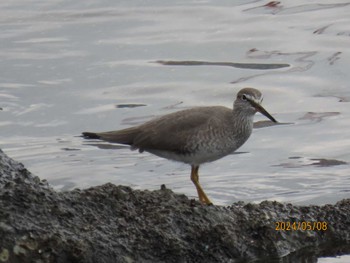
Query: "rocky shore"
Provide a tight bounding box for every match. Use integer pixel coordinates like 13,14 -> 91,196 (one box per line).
0,148 -> 349,262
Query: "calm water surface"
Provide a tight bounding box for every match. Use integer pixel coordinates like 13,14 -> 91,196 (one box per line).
1,0 -> 350,253
1,0 -> 349,204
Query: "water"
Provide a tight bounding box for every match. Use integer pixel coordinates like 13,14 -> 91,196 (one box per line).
319,255 -> 350,263
1,0 -> 350,260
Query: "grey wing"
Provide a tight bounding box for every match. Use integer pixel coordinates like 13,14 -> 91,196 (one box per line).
82,127 -> 140,145
83,106 -> 232,153
132,107 -> 227,153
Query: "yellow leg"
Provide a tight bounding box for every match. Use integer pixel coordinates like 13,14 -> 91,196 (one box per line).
190,165 -> 213,205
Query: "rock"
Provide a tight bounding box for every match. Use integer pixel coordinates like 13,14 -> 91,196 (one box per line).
0,148 -> 349,262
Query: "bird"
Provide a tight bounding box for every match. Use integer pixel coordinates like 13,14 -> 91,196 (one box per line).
82,87 -> 277,205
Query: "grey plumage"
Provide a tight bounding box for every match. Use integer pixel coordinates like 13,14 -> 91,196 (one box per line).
82,87 -> 277,204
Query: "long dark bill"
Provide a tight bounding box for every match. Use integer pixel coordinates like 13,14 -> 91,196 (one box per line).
250,100 -> 278,123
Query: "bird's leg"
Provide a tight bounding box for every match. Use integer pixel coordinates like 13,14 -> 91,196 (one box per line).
191,165 -> 205,203
190,165 -> 213,205
191,166 -> 205,203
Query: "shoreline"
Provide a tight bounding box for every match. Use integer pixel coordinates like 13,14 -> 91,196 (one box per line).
0,148 -> 349,262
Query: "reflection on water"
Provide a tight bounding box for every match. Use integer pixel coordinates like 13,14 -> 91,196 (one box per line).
274,156 -> 347,168
244,1 -> 350,15
156,59 -> 290,70
115,103 -> 147,108
299,112 -> 340,122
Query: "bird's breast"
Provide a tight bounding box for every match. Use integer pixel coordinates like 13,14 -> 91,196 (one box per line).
182,125 -> 252,164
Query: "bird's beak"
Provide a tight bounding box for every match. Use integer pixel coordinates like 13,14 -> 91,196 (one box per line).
250,100 -> 277,123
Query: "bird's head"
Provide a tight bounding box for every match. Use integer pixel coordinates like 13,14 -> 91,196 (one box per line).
234,87 -> 277,123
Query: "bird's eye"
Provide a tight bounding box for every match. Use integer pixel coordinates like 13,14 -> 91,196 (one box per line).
242,94 -> 248,101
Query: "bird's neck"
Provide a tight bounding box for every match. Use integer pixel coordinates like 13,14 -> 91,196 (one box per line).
231,108 -> 254,137
232,107 -> 254,125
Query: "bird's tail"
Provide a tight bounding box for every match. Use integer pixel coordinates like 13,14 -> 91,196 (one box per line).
82,132 -> 101,139
82,127 -> 140,146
